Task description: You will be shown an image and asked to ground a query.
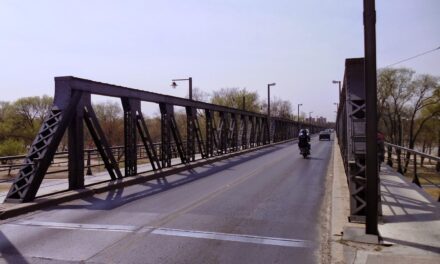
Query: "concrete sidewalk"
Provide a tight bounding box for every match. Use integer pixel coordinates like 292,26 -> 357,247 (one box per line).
330,139 -> 440,263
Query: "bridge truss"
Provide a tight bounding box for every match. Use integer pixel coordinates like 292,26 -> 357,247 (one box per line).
335,58 -> 368,222
5,77 -> 325,203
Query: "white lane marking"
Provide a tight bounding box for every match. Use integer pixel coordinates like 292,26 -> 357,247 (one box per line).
149,227 -> 311,248
11,220 -> 137,233
7,220 -> 311,248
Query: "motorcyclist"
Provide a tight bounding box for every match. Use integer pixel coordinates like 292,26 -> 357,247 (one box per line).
298,129 -> 311,152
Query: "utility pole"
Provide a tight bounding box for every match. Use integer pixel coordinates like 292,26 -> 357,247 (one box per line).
267,83 -> 276,143
364,0 -> 379,236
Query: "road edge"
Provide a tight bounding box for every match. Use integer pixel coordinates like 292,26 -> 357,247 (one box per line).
330,137 -> 352,263
319,137 -> 335,264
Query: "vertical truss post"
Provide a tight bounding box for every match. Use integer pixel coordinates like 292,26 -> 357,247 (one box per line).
219,112 -> 228,154
160,103 -> 172,168
262,117 -> 268,145
231,113 -> 238,151
121,98 -> 138,176
68,92 -> 85,189
279,122 -> 284,141
212,111 -> 220,154
250,116 -> 256,147
242,115 -> 248,150
186,106 -> 196,162
205,109 -> 214,157
255,117 -> 261,146
194,115 -> 206,158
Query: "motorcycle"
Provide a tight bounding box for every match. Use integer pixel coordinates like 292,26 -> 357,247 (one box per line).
300,146 -> 310,159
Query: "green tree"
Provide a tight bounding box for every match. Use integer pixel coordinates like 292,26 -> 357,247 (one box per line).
0,138 -> 26,157
0,96 -> 53,147
211,87 -> 261,113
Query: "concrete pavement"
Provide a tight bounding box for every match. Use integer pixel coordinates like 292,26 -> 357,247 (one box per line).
329,139 -> 440,264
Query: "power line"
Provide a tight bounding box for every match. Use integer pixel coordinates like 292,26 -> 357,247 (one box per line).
384,45 -> 440,68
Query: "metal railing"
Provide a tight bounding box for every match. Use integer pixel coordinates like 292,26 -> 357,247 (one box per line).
384,142 -> 440,201
0,141 -> 195,182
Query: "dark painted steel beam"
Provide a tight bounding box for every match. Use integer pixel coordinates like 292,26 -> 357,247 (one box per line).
364,0 -> 379,235
68,91 -> 85,189
57,76 -> 302,123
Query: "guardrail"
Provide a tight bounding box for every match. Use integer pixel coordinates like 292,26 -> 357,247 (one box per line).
384,142 -> 440,201
0,140 -> 223,181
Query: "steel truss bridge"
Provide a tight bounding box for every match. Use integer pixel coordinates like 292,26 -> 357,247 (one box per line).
5,77 -> 327,203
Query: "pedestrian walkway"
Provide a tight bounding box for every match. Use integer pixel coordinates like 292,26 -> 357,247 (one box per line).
330,139 -> 440,264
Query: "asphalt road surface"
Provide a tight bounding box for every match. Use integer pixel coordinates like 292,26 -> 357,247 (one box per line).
0,136 -> 334,264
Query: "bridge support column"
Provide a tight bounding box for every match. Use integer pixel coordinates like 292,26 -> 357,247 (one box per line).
122,98 -> 139,177
205,110 -> 214,157
68,92 -> 85,189
241,115 -> 248,150
219,112 -> 229,154
160,103 -> 174,167
186,106 -> 196,162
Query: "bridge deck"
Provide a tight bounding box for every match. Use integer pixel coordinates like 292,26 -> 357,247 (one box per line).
0,137 -> 334,263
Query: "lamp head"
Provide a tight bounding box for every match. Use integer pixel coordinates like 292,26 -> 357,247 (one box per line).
171,81 -> 177,88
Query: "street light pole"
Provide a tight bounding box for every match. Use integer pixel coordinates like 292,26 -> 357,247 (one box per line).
332,80 -> 341,99
171,77 -> 193,100
267,83 -> 276,143
297,103 -> 303,124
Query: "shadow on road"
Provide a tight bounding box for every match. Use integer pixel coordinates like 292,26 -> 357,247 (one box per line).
306,157 -> 325,161
44,144 -> 286,212
0,232 -> 29,264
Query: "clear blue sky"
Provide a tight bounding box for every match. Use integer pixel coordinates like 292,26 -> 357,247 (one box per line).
1,0 -> 439,121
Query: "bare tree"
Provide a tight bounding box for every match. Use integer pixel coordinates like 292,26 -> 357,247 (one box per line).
378,68 -> 440,173
402,75 -> 440,171
92,101 -> 124,146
